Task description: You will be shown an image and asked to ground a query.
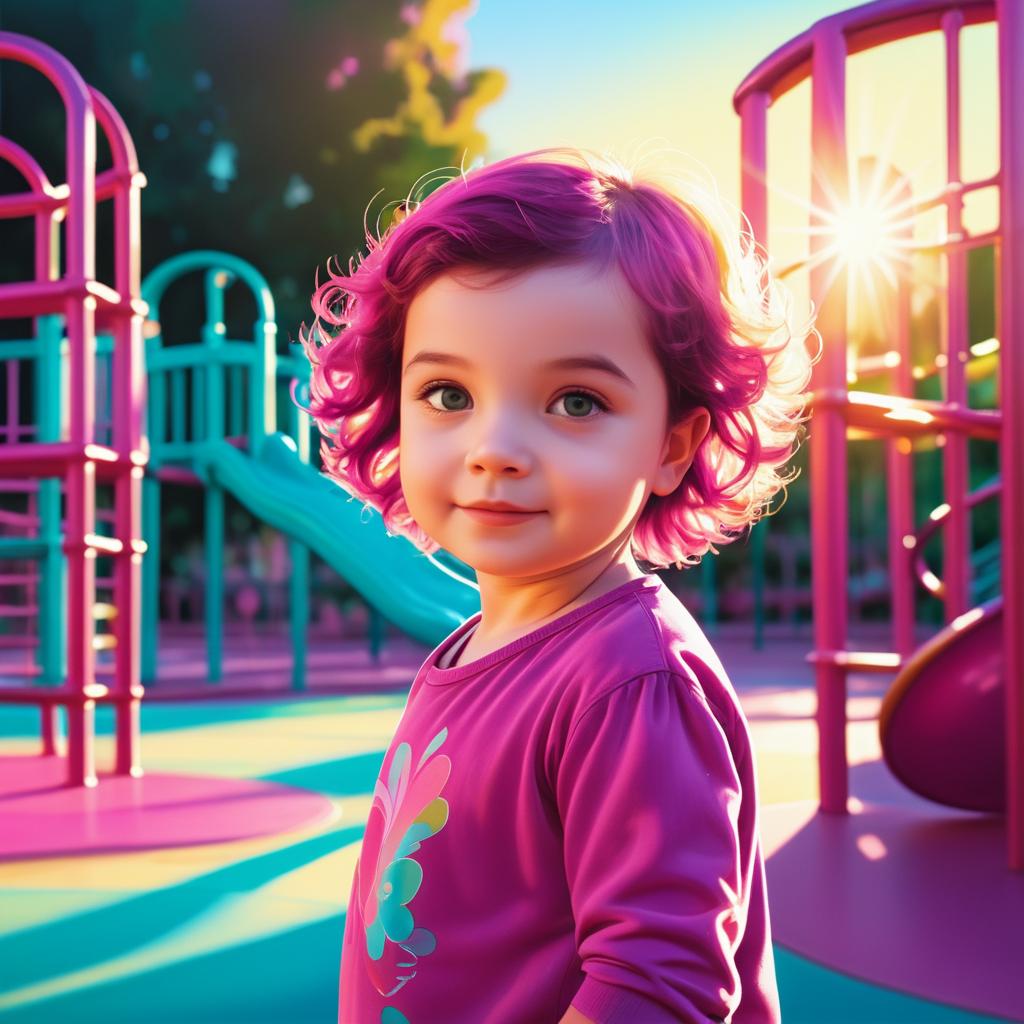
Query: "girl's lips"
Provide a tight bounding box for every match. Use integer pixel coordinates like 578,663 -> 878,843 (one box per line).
458,506 -> 544,526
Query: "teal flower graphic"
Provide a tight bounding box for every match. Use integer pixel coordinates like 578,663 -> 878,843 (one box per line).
356,728 -> 450,1003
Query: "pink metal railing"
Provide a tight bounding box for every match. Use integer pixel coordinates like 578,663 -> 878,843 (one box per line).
0,32 -> 148,788
735,0 -> 1024,871
996,0 -> 1024,873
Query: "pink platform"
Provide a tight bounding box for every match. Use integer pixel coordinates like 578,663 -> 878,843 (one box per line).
762,768 -> 1024,1022
0,755 -> 337,861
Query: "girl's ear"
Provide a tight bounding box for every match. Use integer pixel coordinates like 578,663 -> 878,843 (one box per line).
652,407 -> 711,497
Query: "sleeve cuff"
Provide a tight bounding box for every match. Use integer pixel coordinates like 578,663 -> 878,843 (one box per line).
571,974 -> 693,1024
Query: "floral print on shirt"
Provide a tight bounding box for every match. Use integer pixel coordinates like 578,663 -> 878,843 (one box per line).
354,727 -> 451,1022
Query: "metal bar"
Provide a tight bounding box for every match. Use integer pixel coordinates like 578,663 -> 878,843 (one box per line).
734,0 -> 994,113
290,541 -> 309,691
996,0 -> 1024,870
889,257 -> 917,660
739,89 -> 770,651
63,301 -> 98,788
809,24 -> 851,815
942,9 -> 971,621
171,368 -> 186,444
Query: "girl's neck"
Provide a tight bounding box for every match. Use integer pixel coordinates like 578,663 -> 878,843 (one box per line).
472,551 -> 645,645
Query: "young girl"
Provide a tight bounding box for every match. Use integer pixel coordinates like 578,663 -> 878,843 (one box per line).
299,147 -> 815,1024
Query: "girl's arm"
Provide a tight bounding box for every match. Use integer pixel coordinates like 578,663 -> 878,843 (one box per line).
554,668 -> 771,1023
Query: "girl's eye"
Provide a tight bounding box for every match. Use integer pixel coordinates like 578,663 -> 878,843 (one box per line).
413,381 -> 609,419
554,390 -> 607,418
417,382 -> 471,414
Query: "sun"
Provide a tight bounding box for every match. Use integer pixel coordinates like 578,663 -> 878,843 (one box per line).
764,153 -> 933,335
831,197 -> 901,275
818,160 -> 919,312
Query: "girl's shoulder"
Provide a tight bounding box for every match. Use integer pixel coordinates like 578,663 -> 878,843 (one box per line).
555,585 -> 666,684
550,580 -> 734,722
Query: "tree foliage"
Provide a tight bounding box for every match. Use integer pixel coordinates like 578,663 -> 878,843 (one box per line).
0,0 -> 505,343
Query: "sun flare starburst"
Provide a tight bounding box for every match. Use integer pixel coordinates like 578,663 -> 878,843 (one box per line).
764,150 -> 936,311
811,161 -> 920,314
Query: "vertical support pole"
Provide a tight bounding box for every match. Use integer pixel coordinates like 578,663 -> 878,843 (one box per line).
877,166 -> 917,662
205,486 -> 224,682
112,150 -> 145,776
111,319 -> 145,776
252,317 -> 277,443
368,601 -> 383,663
292,368 -> 312,464
996,0 -> 1024,871
141,473 -> 161,682
203,272 -> 227,684
740,88 -> 770,653
192,366 -> 206,443
141,336 -> 165,684
942,10 -> 971,622
63,297 -> 98,788
290,540 -> 309,691
228,366 -> 239,438
112,463 -> 145,778
809,25 -> 850,814
60,71 -> 98,787
285,342 -> 310,692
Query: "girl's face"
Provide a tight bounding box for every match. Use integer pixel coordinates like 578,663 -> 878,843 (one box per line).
399,260 -> 705,582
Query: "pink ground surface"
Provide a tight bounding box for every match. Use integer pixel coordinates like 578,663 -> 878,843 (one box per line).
0,755 -> 337,861
761,761 -> 1023,1022
2,622 -> 1019,1018
718,625 -> 1024,1021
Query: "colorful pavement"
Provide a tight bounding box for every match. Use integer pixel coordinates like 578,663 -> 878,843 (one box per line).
0,624 -> 1018,1024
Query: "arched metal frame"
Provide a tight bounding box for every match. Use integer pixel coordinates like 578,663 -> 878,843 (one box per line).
0,32 -> 148,788
139,250 -> 314,692
735,0 -> 1024,870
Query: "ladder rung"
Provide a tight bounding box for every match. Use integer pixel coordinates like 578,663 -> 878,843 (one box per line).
0,635 -> 39,649
805,649 -> 903,672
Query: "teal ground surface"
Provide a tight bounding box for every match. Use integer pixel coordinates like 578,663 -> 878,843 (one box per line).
0,700 -> 1013,1024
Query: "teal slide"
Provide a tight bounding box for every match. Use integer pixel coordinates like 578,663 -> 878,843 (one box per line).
197,433 -> 481,648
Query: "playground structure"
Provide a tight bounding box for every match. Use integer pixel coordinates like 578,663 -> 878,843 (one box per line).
727,3 -> 1024,1016
0,34 -> 147,789
736,0 -> 1020,870
137,250 -> 315,691
0,33 -> 484,790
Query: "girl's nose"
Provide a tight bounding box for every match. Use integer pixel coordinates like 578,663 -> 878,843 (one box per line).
464,415 -> 533,475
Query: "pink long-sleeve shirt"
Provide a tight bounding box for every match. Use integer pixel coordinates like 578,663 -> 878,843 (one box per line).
338,572 -> 781,1024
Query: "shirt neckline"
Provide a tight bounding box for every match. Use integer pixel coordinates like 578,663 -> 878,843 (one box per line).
424,574 -> 661,686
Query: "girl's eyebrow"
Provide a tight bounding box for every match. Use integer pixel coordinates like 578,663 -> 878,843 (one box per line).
402,350 -> 635,389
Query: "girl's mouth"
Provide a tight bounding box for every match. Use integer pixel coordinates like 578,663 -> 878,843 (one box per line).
457,507 -> 544,526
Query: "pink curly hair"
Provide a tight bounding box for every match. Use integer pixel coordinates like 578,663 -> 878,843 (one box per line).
296,146 -> 818,570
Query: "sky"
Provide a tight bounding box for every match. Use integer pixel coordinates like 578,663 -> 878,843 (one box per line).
463,0 -> 999,322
